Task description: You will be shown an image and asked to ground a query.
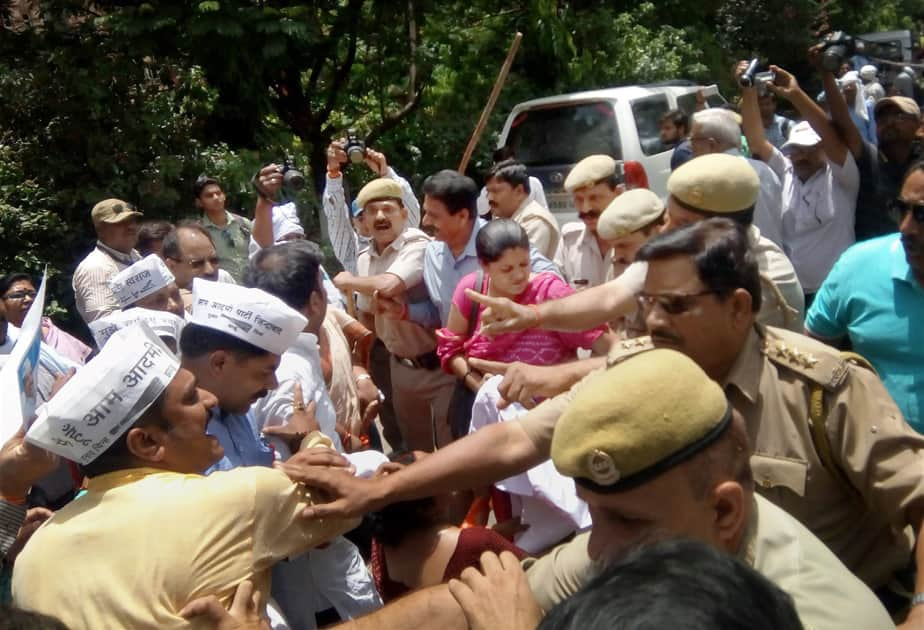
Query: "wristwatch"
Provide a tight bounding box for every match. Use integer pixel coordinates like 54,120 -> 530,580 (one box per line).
913,592 -> 924,607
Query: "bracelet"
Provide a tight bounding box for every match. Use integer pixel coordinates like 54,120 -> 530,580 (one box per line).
528,304 -> 542,327
356,374 -> 372,382
913,592 -> 924,607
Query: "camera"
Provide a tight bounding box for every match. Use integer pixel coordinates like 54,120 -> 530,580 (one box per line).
820,31 -> 856,73
280,158 -> 305,192
739,59 -> 775,96
753,71 -> 776,97
344,129 -> 366,165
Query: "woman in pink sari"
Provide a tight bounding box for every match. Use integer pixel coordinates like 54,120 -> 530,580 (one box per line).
437,219 -> 614,392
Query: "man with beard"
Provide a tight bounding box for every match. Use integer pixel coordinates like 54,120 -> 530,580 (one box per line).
333,179 -> 455,451
806,162 -> 924,433
739,61 -> 859,306
660,109 -> 693,170
179,279 -> 309,472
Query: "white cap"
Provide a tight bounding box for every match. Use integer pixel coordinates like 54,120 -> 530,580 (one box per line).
859,65 -> 877,81
188,278 -> 307,355
26,323 -> 179,464
89,307 -> 185,349
109,254 -> 175,308
781,121 -> 822,154
272,202 -> 305,243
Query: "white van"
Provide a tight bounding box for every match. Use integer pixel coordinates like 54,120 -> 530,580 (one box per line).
496,82 -> 725,223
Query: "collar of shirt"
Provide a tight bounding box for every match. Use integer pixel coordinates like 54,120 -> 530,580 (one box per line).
95,241 -> 140,266
722,326 -> 764,404
86,466 -> 173,493
367,227 -> 411,259
458,218 -> 486,263
201,210 -> 236,231
288,331 -> 320,360
889,234 -> 919,287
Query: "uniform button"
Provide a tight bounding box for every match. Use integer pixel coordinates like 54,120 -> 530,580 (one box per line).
761,476 -> 773,488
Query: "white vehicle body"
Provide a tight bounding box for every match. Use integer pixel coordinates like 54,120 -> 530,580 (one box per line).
496,82 -> 725,224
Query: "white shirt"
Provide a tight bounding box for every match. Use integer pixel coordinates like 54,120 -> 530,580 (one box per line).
723,148 -> 784,249
250,331 -> 341,458
767,147 -> 859,292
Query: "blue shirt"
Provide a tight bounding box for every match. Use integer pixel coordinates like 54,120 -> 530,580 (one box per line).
408,218 -> 561,327
806,234 -> 924,432
205,408 -> 275,473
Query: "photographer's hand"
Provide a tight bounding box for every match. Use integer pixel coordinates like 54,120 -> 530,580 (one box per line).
733,60 -> 753,86
327,140 -> 348,177
364,149 -> 388,177
766,65 -> 801,101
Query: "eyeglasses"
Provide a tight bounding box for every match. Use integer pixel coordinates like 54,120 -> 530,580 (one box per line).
169,256 -> 220,269
1,290 -> 37,301
889,198 -> 924,224
636,290 -> 721,316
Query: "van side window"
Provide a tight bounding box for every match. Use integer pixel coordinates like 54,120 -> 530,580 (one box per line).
631,94 -> 670,156
506,101 -> 622,166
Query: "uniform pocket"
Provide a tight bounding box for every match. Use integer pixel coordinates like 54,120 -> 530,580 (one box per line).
750,453 -> 808,497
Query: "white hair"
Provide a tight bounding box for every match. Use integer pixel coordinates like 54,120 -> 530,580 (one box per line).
692,109 -> 741,151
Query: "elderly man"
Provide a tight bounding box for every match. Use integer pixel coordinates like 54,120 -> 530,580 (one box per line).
689,108 -> 784,247
554,155 -> 624,290
13,323 -> 355,629
485,159 -> 560,259
163,223 -> 235,311
108,254 -> 185,319
739,62 -> 859,303
290,349 -> 892,630
806,162 -> 924,433
72,198 -> 143,323
333,179 -> 455,451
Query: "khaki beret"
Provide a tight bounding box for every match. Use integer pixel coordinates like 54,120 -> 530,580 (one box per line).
564,155 -> 619,192
91,198 -> 143,225
551,348 -> 731,493
874,95 -> 921,118
598,189 -> 664,240
667,154 -> 759,214
355,178 -> 403,210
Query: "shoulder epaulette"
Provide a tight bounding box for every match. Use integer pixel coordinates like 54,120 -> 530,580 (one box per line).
761,326 -> 848,391
606,335 -> 654,367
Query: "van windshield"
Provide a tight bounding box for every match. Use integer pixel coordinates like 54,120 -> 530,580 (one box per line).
506,101 -> 621,166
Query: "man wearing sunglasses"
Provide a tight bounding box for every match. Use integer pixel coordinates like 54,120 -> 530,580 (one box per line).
806,163 -> 924,434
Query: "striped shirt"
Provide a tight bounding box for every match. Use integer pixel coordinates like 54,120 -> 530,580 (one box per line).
72,242 -> 141,324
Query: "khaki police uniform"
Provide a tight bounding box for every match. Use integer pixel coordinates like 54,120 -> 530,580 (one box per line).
554,222 -> 613,290
725,324 -> 924,589
521,348 -> 893,630
525,496 -> 894,630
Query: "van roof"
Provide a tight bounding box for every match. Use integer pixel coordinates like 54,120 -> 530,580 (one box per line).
509,83 -> 716,111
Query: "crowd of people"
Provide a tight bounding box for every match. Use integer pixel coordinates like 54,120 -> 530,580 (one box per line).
1,44 -> 924,630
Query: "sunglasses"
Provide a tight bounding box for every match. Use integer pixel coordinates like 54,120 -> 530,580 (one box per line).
889,198 -> 924,224
636,290 -> 721,316
169,256 -> 220,269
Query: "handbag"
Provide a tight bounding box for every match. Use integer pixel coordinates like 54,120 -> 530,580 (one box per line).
447,271 -> 484,440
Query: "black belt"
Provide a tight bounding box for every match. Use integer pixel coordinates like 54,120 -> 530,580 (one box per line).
395,350 -> 440,370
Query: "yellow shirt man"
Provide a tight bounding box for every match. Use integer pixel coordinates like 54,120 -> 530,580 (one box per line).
13,460 -> 356,630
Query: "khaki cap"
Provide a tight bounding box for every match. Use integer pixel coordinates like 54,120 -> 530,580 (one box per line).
598,189 -> 664,240
564,155 -> 618,192
667,154 -> 759,214
551,348 -> 731,493
91,198 -> 143,225
874,96 -> 921,118
356,178 -> 403,210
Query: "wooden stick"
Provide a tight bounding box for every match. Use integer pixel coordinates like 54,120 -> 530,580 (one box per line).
457,32 -> 523,174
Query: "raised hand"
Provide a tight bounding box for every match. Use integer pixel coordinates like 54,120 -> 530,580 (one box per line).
464,289 -> 539,337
